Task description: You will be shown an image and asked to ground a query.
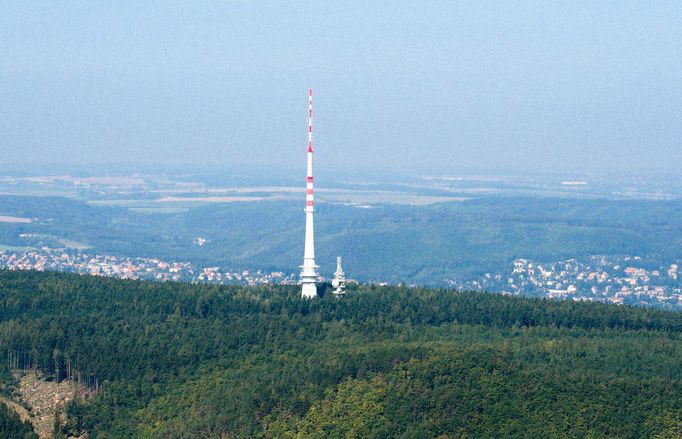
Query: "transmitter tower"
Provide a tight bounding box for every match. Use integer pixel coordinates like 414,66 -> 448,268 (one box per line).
300,89 -> 319,298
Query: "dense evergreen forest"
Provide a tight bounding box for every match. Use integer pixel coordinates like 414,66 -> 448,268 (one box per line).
0,402 -> 36,439
1,269 -> 682,437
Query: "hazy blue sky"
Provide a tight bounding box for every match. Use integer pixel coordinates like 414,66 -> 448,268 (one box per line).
1,1 -> 681,175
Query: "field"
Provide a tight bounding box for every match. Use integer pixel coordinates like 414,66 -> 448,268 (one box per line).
0,215 -> 31,224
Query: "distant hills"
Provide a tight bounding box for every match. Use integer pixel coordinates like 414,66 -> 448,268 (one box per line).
1,194 -> 682,285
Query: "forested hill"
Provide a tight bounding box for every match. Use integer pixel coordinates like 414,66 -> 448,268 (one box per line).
1,270 -> 682,438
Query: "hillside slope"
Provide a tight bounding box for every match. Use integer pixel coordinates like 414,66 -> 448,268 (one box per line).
0,270 -> 681,438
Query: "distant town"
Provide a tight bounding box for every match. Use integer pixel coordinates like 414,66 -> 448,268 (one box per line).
2,247 -> 681,309
448,255 -> 682,309
0,249 -> 298,286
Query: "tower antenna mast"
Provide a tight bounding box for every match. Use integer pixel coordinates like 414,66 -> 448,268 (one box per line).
300,89 -> 319,298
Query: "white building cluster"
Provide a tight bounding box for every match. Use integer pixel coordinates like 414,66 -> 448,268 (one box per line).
0,250 -> 297,286
449,255 -> 682,309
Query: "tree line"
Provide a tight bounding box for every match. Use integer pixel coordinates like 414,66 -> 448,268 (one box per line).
0,269 -> 680,437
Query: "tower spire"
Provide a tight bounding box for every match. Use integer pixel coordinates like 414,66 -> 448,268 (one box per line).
300,89 -> 319,298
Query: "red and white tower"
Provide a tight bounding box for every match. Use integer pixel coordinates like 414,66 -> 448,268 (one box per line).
300,88 -> 319,298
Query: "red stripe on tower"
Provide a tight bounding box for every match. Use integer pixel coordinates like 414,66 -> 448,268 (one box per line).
308,89 -> 313,153
306,89 -> 314,204
300,88 -> 319,298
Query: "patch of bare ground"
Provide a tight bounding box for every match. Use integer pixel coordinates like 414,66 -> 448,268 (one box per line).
11,370 -> 91,439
